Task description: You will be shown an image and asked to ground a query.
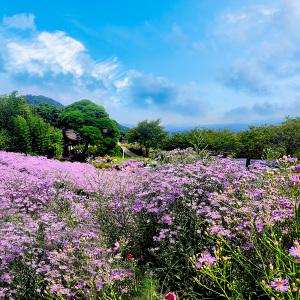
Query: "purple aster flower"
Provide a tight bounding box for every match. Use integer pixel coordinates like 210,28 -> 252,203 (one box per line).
209,225 -> 221,235
270,278 -> 289,292
289,174 -> 300,186
195,252 -> 216,268
289,244 -> 300,257
161,214 -> 173,225
1,273 -> 13,284
282,156 -> 298,163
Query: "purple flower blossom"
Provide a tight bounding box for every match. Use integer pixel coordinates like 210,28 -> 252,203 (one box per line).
0,150 -> 297,297
270,278 -> 289,292
161,214 -> 173,225
195,252 -> 216,268
289,244 -> 300,257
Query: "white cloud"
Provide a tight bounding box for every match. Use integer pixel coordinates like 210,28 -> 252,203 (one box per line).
114,76 -> 130,90
217,0 -> 300,98
224,100 -> 300,122
2,13 -> 36,30
6,31 -> 86,76
0,13 -> 129,116
223,6 -> 279,26
117,70 -> 206,116
4,29 -> 121,84
225,12 -> 249,24
221,59 -> 272,96
91,57 -> 119,81
1,21 -> 122,92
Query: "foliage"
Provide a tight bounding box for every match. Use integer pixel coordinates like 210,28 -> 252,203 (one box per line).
278,117 -> 300,156
162,128 -> 239,157
262,145 -> 286,161
161,118 -> 300,160
161,132 -> 191,151
127,120 -> 167,156
0,129 -> 10,150
80,126 -> 103,156
32,103 -> 62,126
11,115 -> 32,154
236,125 -> 278,159
59,100 -> 119,159
189,128 -> 238,156
0,93 -> 63,157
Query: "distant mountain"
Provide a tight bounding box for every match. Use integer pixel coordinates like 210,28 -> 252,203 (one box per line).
118,124 -> 130,132
25,95 -> 64,107
164,120 -> 283,134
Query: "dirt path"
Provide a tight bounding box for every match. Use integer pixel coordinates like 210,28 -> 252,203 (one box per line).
117,142 -> 141,157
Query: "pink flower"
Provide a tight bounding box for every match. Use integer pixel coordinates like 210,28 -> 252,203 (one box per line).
166,292 -> 177,300
126,253 -> 134,261
113,241 -> 120,252
270,278 -> 289,292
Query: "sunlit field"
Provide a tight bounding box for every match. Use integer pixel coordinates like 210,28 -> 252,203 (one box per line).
0,150 -> 299,299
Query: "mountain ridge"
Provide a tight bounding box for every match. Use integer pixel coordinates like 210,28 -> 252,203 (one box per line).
25,95 -> 64,107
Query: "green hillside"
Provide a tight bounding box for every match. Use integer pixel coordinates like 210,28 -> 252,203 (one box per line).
25,94 -> 63,107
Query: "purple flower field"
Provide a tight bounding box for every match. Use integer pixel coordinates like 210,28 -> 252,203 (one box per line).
0,151 -> 299,299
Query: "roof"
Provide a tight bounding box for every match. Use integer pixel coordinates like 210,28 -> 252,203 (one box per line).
65,129 -> 78,141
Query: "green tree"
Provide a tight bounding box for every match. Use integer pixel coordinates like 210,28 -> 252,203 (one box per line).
0,129 -> 10,150
28,115 -> 51,154
11,115 -> 32,154
127,120 -> 167,156
277,117 -> 300,156
80,126 -> 103,157
188,129 -> 238,156
58,99 -> 119,158
48,127 -> 63,158
161,128 -> 238,156
162,132 -> 191,151
236,125 -> 279,162
32,103 -> 62,126
0,92 -> 63,157
0,92 -> 30,129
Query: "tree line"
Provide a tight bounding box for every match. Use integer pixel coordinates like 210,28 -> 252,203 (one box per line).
1,92 -> 299,161
126,118 -> 300,160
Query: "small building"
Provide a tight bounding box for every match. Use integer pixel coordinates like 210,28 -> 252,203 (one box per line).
63,129 -> 80,157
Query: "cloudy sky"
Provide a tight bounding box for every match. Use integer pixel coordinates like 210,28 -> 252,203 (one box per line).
0,0 -> 300,126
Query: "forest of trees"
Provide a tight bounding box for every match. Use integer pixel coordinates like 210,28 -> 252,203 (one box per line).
127,118 -> 300,160
0,93 -> 120,160
0,92 -> 63,157
159,118 -> 300,160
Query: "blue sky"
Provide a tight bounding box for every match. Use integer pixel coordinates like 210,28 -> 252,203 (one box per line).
0,0 -> 300,126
